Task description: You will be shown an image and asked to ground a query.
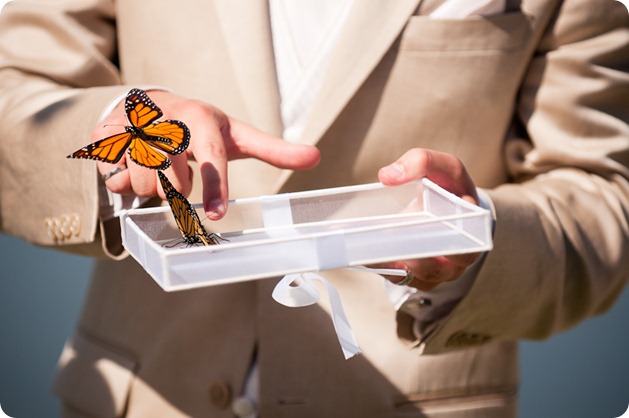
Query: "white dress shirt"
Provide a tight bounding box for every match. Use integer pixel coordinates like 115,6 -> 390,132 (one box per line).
269,0 -> 490,327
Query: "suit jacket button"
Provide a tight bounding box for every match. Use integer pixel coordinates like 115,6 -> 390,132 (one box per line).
208,381 -> 232,410
44,217 -> 57,241
44,216 -> 65,242
68,213 -> 81,237
59,214 -> 73,238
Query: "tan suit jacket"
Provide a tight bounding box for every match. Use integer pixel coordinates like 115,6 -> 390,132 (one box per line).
0,0 -> 628,417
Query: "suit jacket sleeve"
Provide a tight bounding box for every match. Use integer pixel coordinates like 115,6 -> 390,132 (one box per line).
0,0 -> 130,258
416,1 -> 629,353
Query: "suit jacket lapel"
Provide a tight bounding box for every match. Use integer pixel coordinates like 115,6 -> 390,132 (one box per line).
213,0 -> 282,136
268,0 -> 422,193
417,0 -> 448,15
214,1 -> 425,195
299,0 -> 422,147
213,1 -> 291,197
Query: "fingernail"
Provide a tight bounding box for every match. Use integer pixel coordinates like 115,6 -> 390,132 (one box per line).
206,199 -> 225,219
382,163 -> 405,180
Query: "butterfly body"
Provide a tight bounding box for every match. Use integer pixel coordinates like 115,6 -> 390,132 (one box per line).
126,125 -> 147,139
68,88 -> 190,170
158,171 -> 225,247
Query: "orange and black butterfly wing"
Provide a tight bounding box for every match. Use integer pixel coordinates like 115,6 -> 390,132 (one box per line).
126,89 -> 190,169
159,171 -> 206,245
125,88 -> 162,128
189,207 -> 218,246
158,172 -> 194,242
189,208 -> 225,245
172,197 -> 197,244
143,120 -> 190,155
68,89 -> 190,170
128,137 -> 171,170
158,170 -> 176,196
67,131 -> 133,164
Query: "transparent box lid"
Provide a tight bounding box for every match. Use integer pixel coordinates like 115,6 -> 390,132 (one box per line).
120,179 -> 493,291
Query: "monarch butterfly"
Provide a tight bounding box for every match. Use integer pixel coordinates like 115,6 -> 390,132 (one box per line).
158,171 -> 225,246
67,88 -> 190,170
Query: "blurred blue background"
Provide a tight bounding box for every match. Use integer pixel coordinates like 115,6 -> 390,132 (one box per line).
0,232 -> 627,418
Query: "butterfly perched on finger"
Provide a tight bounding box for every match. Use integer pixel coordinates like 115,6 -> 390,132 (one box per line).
67,88 -> 190,170
158,171 -> 226,247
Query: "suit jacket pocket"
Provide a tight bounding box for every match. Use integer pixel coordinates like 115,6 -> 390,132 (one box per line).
400,12 -> 531,52
53,332 -> 138,418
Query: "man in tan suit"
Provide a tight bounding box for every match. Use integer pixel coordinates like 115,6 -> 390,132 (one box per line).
0,0 -> 628,417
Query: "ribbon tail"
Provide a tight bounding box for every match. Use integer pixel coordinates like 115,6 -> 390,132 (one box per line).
273,272 -> 361,360
305,273 -> 361,359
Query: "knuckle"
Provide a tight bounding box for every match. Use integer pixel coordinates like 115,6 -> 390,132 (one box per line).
184,100 -> 226,124
206,140 -> 227,159
407,148 -> 430,165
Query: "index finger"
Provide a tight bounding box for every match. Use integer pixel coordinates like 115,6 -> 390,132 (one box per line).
188,116 -> 229,220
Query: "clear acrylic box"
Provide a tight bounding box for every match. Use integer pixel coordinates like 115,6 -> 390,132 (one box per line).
120,179 -> 493,291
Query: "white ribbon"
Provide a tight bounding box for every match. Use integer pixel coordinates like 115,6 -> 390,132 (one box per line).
271,267 -> 406,360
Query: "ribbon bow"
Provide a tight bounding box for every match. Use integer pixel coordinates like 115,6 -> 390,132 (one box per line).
271,267 -> 407,360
